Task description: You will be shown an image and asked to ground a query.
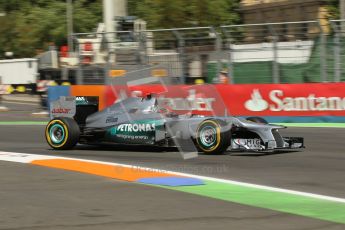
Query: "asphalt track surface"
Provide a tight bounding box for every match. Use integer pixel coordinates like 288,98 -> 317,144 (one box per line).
0,101 -> 345,229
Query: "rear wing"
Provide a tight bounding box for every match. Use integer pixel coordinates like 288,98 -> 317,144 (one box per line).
50,96 -> 99,124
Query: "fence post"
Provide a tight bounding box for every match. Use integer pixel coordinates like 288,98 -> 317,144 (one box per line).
331,21 -> 341,82
210,27 -> 223,83
0,76 -> 2,105
138,31 -> 148,65
74,35 -> 83,85
104,54 -> 111,85
76,66 -> 83,85
172,30 -> 186,84
272,35 -> 280,83
228,48 -> 234,84
268,24 -> 280,84
220,26 -> 234,84
318,21 -> 328,82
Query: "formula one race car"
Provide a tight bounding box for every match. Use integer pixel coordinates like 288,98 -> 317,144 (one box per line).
45,95 -> 304,155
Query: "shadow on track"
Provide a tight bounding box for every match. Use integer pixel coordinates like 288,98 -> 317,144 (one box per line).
231,150 -> 300,157
47,144 -> 300,158
74,144 -> 177,153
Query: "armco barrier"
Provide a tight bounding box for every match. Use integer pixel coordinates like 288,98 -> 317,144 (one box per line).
48,83 -> 345,123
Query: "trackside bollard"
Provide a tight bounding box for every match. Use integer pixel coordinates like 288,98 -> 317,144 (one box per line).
0,76 -> 9,112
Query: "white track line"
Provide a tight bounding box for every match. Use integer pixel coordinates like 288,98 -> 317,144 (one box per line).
1,151 -> 345,204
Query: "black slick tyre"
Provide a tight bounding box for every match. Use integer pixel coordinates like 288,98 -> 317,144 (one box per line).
195,119 -> 229,155
45,117 -> 80,150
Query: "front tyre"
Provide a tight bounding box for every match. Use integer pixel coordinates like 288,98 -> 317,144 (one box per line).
45,117 -> 80,150
195,119 -> 229,155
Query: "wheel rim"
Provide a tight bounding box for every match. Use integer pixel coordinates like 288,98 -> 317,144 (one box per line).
49,124 -> 65,144
199,125 -> 217,147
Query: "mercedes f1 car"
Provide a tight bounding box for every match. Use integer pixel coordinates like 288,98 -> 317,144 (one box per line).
45,95 -> 304,155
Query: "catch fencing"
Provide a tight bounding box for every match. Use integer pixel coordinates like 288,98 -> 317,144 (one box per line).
68,20 -> 345,85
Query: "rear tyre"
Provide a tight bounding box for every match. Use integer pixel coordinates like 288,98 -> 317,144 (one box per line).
246,116 -> 268,124
195,119 -> 229,155
45,117 -> 80,150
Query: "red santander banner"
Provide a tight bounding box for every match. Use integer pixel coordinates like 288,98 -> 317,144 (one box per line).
105,84 -> 227,116
105,83 -> 345,117
216,83 -> 345,116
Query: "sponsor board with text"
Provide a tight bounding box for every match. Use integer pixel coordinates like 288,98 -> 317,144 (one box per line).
104,83 -> 345,117
215,83 -> 345,116
105,85 -> 226,116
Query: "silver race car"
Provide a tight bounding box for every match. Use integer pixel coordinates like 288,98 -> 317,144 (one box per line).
45,95 -> 304,155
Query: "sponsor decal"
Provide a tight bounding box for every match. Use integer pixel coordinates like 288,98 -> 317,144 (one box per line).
233,138 -> 262,150
245,89 -> 268,112
106,117 -> 118,123
245,89 -> 345,112
110,127 -> 117,136
50,96 -> 76,119
108,89 -> 216,112
52,108 -> 72,114
157,89 -> 215,111
76,96 -> 87,101
116,134 -> 150,140
76,96 -> 89,105
117,123 -> 155,132
108,123 -> 155,143
105,83 -> 345,117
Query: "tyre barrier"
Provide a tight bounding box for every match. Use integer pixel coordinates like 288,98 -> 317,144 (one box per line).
0,84 -> 36,95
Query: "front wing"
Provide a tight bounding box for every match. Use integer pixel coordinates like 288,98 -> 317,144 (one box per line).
231,136 -> 304,151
